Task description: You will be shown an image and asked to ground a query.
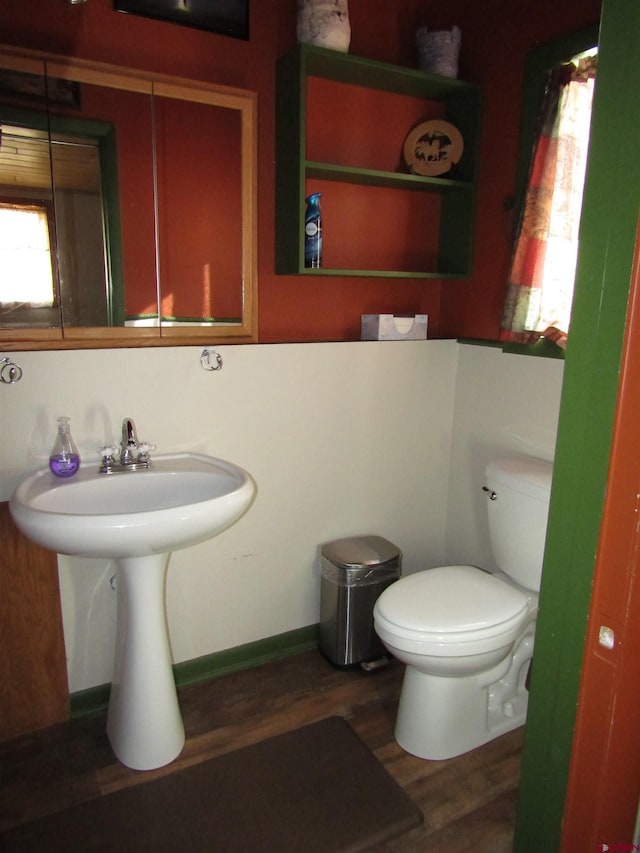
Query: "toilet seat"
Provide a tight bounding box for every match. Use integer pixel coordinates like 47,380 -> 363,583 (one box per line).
374,565 -> 530,656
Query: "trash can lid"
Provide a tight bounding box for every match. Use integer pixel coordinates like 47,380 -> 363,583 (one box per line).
321,535 -> 401,569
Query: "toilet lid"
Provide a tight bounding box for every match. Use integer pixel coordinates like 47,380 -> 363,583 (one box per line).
376,565 -> 528,636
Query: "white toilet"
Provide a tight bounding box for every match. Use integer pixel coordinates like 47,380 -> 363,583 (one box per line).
373,456 -> 553,761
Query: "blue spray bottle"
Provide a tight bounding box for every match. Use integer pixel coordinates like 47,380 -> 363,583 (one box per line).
304,192 -> 322,268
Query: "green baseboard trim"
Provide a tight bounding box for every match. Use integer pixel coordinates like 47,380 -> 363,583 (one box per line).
174,624 -> 320,689
70,624 -> 320,719
70,682 -> 111,719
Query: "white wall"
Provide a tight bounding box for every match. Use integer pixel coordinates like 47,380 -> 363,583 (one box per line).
445,344 -> 565,571
1,340 -> 564,692
1,340 -> 457,692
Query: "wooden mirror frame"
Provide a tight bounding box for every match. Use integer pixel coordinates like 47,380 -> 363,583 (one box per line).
0,45 -> 258,351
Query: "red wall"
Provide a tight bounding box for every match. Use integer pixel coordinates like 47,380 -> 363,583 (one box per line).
1,0 -> 602,342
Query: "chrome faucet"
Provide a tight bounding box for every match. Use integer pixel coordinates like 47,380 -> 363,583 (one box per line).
99,418 -> 155,473
121,417 -> 138,465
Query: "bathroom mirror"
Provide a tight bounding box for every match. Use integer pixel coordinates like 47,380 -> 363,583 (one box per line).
0,45 -> 258,349
0,53 -> 60,334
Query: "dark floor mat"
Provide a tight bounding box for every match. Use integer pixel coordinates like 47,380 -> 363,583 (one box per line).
1,716 -> 423,852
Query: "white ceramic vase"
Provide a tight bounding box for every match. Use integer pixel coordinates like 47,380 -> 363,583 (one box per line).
297,0 -> 351,53
416,26 -> 461,78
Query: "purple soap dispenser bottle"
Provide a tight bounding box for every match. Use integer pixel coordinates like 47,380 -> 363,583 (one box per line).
49,416 -> 81,478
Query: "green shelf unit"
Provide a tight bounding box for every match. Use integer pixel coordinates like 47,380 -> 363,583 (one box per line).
275,44 -> 481,278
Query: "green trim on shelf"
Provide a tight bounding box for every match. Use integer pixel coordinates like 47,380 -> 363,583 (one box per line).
298,43 -> 480,98
502,338 -> 565,359
305,160 -> 473,192
69,625 -> 320,719
457,337 -> 566,359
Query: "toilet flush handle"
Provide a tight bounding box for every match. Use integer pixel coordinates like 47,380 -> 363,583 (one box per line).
482,486 -> 498,500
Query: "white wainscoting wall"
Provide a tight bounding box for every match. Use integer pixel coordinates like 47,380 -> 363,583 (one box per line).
0,341 -> 564,692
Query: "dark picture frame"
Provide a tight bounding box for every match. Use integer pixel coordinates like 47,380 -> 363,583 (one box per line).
0,69 -> 80,107
114,0 -> 249,41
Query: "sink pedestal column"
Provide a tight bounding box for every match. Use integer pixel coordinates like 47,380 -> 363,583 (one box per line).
106,553 -> 185,770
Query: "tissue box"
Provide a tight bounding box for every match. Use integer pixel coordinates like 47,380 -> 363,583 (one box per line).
361,314 -> 428,341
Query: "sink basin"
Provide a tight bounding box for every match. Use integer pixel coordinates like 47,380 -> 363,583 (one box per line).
10,451 -> 255,772
10,452 -> 255,558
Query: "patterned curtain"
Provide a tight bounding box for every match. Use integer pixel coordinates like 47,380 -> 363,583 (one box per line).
500,56 -> 596,348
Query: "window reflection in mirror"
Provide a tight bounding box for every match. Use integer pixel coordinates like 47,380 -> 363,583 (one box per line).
0,63 -> 60,329
45,71 -> 157,331
0,61 -> 157,332
0,195 -> 58,327
51,127 -> 113,327
0,46 -> 258,348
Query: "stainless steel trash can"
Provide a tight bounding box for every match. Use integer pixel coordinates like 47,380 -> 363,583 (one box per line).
319,535 -> 401,668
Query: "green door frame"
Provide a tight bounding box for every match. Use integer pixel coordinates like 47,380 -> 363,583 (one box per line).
514,0 -> 640,848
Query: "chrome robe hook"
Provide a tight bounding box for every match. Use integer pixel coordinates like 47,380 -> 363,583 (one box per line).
0,357 -> 22,384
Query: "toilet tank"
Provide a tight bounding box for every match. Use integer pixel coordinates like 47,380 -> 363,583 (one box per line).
484,457 -> 553,591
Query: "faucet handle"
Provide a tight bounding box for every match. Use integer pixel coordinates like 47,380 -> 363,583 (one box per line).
98,444 -> 119,472
137,442 -> 156,463
99,444 -> 119,461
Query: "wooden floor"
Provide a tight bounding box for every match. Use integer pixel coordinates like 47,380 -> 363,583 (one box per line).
0,650 -> 523,851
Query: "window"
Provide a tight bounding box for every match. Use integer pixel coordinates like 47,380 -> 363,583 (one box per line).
501,30 -> 598,350
0,201 -> 56,307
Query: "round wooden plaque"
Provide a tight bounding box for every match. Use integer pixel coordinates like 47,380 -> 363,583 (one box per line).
403,119 -> 464,177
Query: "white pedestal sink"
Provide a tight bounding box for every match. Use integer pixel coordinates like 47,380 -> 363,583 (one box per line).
108,554 -> 185,770
10,453 -> 255,771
